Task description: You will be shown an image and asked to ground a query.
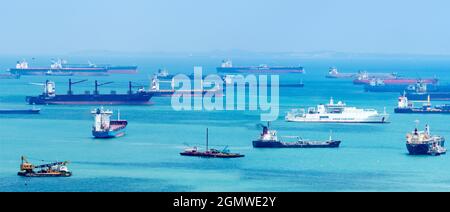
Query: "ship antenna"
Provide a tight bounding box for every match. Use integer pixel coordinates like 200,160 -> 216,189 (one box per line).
206,128 -> 209,152
329,130 -> 333,141
117,109 -> 121,121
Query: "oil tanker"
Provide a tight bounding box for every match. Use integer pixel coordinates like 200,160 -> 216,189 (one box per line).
216,59 -> 305,74
26,79 -> 152,105
354,77 -> 438,85
8,59 -> 137,76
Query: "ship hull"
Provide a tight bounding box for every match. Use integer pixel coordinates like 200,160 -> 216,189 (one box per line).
252,140 -> 341,148
217,67 -> 305,74
26,93 -> 153,105
285,115 -> 389,123
17,171 -> 72,177
0,109 -> 40,114
407,141 -> 445,155
9,68 -> 108,76
354,79 -> 438,85
395,108 -> 450,114
92,121 -> 127,138
180,152 -> 244,158
406,92 -> 450,101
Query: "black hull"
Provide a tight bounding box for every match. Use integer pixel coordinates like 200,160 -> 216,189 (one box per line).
180,152 -> 245,158
0,109 -> 40,114
407,141 -> 445,155
252,140 -> 341,148
26,93 -> 153,105
17,172 -> 72,177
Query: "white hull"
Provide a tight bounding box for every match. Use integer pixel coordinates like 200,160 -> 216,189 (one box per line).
285,114 -> 389,123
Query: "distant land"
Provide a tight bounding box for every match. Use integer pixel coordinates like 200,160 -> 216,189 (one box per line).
1,50 -> 450,60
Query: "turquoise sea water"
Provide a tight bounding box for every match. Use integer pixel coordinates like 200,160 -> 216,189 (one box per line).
1,55 -> 450,192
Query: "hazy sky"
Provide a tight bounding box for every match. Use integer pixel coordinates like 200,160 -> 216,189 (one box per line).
1,0 -> 449,55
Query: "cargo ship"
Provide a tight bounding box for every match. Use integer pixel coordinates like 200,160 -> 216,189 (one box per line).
216,59 -> 305,74
222,75 -> 304,88
149,77 -> 221,97
406,123 -> 446,156
395,95 -> 450,114
26,79 -> 153,105
404,82 -> 450,101
92,107 -> 127,138
8,59 -> 138,76
252,123 -> 341,148
17,156 -> 72,177
354,77 -> 438,85
285,98 -> 389,123
180,128 -> 245,158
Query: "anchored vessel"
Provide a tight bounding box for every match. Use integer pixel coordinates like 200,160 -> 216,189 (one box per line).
17,156 -> 72,177
327,68 -> 396,79
354,77 -> 438,85
395,95 -> 450,114
222,75 -> 304,88
26,79 -> 153,105
8,59 -> 137,76
252,124 -> 341,148
406,124 -> 446,156
404,83 -> 450,101
286,98 -> 389,123
91,107 -> 127,138
0,108 -> 40,114
180,128 -> 245,158
216,59 -> 305,74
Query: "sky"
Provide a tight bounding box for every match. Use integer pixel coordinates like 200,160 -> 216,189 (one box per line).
0,0 -> 450,55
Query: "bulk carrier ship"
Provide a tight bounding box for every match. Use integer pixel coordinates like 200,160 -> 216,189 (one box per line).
26,79 -> 153,105
216,59 -> 305,74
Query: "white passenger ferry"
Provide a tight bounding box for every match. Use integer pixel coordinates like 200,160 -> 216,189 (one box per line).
285,98 -> 389,123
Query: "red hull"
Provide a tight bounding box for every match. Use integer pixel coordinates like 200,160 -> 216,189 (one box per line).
354,78 -> 438,85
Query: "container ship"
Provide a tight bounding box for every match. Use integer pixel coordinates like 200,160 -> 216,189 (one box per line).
252,123 -> 341,148
395,95 -> 450,114
92,107 -> 127,138
285,98 -> 389,123
406,124 -> 446,156
8,59 -> 138,76
354,77 -> 438,85
26,79 -> 153,105
216,59 -> 305,74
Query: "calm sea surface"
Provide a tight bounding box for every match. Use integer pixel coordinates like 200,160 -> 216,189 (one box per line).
1,55 -> 450,191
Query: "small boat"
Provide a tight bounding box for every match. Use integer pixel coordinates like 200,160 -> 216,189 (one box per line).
91,107 -> 127,138
180,128 -> 245,158
406,122 -> 446,156
17,156 -> 72,177
252,123 -> 341,148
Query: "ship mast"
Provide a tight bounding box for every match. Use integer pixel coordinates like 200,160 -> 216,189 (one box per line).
206,128 -> 209,152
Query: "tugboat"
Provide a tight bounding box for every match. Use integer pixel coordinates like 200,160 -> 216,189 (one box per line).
252,123 -> 341,148
91,107 -> 127,138
286,97 -> 389,123
17,156 -> 72,177
26,79 -> 153,105
395,94 -> 450,114
406,122 -> 446,156
180,128 -> 245,158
